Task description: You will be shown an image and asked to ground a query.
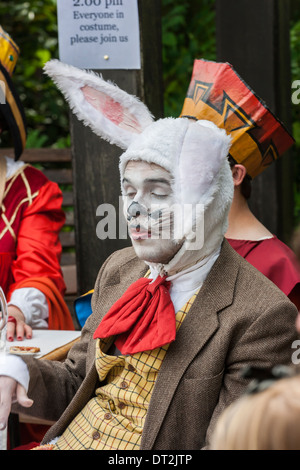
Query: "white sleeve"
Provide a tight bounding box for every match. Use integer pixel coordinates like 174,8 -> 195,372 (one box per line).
0,354 -> 29,392
8,288 -> 49,328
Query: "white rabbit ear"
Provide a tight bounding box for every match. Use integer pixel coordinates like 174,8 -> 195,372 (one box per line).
43,59 -> 154,149
176,120 -> 232,205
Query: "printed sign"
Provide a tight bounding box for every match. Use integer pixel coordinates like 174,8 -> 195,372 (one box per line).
57,0 -> 141,69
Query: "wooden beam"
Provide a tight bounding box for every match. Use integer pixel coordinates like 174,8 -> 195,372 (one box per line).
0,148 -> 71,163
70,0 -> 163,294
215,0 -> 294,242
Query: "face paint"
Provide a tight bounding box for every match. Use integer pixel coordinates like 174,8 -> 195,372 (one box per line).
122,161 -> 183,264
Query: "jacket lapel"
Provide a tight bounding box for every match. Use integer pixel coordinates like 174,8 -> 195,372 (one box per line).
141,240 -> 241,449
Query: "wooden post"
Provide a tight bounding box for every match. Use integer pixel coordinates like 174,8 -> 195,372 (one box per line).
215,0 -> 294,243
70,0 -> 163,294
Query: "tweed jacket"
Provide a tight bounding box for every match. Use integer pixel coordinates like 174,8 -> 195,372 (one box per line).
16,240 -> 298,450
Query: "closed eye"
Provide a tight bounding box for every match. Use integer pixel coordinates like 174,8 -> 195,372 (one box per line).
151,193 -> 168,199
125,192 -> 136,199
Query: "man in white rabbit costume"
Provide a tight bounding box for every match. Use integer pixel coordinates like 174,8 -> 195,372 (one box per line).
0,59 -> 297,450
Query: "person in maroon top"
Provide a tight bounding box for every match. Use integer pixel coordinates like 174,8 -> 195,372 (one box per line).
225,157 -> 300,311
180,59 -> 300,315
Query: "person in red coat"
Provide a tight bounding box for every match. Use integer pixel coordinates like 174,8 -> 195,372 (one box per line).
0,27 -> 74,339
0,26 -> 74,447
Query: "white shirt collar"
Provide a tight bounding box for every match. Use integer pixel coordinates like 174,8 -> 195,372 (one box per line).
166,247 -> 221,293
149,246 -> 221,312
5,155 -> 25,179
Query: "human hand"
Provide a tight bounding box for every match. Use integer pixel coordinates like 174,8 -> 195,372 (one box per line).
0,376 -> 33,430
6,305 -> 32,342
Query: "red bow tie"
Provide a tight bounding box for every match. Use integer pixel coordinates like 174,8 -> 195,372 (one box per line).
93,275 -> 176,355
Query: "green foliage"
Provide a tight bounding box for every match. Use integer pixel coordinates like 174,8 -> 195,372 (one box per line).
162,0 -> 216,117
291,16 -> 300,150
290,15 -> 300,223
0,0 -> 69,149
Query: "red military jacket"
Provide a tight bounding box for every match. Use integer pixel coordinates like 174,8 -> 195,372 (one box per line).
0,163 -> 74,330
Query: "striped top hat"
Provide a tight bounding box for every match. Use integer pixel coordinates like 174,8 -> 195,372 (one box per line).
0,26 -> 26,160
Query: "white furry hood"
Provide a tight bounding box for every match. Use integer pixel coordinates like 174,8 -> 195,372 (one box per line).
119,116 -> 233,272
44,59 -> 234,274
119,117 -> 231,205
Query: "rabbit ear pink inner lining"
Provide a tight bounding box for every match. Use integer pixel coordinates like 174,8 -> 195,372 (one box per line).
81,85 -> 141,133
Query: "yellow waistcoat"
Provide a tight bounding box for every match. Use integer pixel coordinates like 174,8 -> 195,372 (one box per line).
53,292 -> 198,450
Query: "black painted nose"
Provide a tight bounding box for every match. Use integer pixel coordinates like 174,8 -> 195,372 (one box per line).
127,201 -> 148,220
